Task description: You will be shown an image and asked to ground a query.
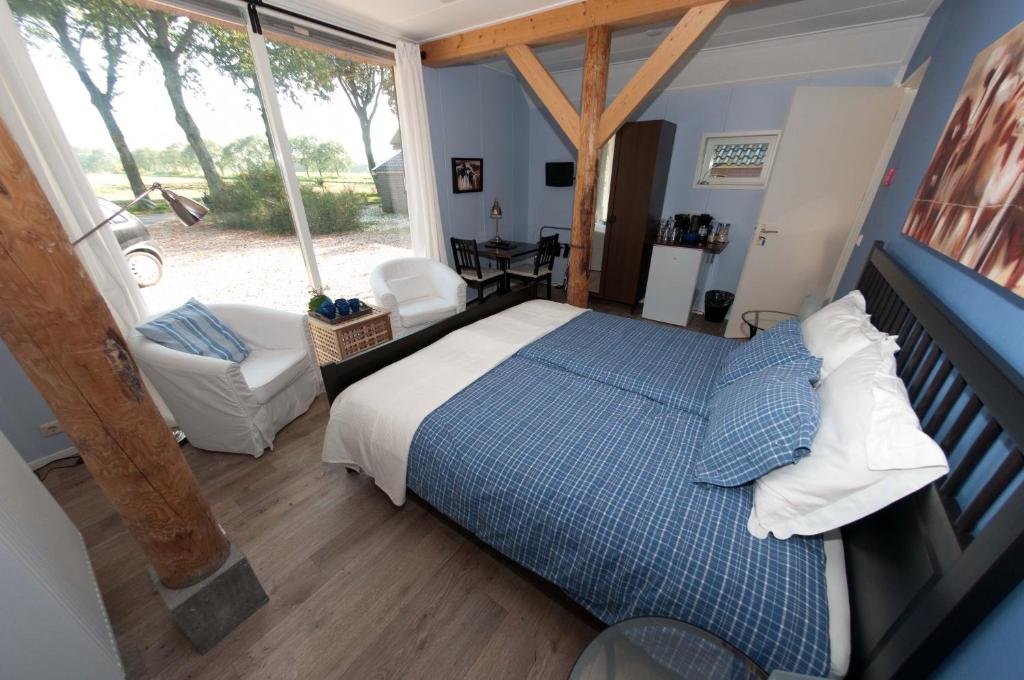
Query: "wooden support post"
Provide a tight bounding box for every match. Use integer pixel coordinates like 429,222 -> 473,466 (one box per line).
0,118 -> 229,589
566,26 -> 611,308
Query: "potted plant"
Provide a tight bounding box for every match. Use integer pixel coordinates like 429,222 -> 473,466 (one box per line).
307,286 -> 331,313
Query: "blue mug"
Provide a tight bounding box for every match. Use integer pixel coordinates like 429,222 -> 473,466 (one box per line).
348,298 -> 361,313
334,298 -> 350,316
317,300 -> 336,319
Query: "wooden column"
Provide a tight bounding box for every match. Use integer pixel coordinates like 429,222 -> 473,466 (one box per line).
566,26 -> 611,308
0,119 -> 228,589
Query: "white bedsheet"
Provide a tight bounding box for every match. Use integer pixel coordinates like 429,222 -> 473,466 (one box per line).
321,300 -> 587,505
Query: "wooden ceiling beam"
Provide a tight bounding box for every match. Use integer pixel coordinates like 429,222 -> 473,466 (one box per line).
505,44 -> 580,148
597,1 -> 728,146
421,0 -> 739,66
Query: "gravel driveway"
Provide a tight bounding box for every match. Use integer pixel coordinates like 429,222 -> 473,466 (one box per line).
139,206 -> 412,313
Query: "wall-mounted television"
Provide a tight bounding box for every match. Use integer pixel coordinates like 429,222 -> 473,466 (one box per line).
545,162 -> 575,187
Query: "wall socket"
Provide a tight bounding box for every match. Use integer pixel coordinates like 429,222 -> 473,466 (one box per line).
39,420 -> 63,438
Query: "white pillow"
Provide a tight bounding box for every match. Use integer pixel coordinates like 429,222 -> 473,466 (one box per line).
748,342 -> 948,540
388,274 -> 432,304
801,291 -> 897,380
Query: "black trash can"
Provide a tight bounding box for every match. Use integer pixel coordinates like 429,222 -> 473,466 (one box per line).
704,290 -> 734,323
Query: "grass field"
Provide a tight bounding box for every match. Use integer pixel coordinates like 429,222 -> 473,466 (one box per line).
88,171 -> 379,208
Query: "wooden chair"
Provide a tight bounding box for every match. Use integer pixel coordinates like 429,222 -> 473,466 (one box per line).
506,234 -> 559,299
450,237 -> 504,304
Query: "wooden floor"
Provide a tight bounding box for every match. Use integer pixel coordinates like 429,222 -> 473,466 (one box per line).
44,397 -> 600,679
552,286 -> 729,338
41,290 -> 725,679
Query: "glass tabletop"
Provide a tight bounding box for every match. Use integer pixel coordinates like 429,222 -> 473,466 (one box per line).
740,310 -> 798,338
569,617 -> 767,680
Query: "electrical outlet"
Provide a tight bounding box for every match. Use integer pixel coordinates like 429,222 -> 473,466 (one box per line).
39,420 -> 63,438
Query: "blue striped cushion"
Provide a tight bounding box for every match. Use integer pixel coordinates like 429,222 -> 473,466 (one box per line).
137,299 -> 249,363
714,318 -> 818,391
696,362 -> 821,487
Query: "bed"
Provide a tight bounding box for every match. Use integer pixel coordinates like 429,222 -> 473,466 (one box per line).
321,243 -> 1024,679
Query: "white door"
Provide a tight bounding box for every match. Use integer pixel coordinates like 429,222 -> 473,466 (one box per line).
724,86 -> 905,338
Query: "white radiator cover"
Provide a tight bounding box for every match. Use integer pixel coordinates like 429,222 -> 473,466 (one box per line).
0,431 -> 123,679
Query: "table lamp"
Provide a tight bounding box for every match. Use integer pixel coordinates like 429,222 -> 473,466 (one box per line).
487,198 -> 510,247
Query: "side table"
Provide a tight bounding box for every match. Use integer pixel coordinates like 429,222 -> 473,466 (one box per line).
307,305 -> 392,364
569,617 -> 767,680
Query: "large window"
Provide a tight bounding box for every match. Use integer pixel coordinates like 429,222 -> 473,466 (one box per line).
12,0 -> 409,313
264,27 -> 411,303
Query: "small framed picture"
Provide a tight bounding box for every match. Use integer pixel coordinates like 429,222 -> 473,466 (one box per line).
452,158 -> 483,193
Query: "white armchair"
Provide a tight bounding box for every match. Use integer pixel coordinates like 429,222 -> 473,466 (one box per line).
128,304 -> 322,457
370,257 -> 467,338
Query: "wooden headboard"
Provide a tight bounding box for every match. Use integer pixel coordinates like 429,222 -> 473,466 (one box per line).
846,242 -> 1024,679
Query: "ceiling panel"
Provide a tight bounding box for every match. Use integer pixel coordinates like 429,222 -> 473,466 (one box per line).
281,0 -> 941,67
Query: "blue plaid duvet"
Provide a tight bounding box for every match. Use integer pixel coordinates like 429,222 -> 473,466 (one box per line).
517,311 -> 738,416
408,341 -> 831,674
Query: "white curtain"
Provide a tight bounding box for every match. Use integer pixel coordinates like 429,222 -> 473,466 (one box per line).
0,0 -> 175,423
394,41 -> 448,265
0,0 -> 147,329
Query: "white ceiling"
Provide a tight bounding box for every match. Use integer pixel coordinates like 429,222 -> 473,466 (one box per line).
287,0 -> 941,51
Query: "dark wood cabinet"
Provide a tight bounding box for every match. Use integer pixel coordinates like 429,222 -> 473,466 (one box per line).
598,120 -> 676,306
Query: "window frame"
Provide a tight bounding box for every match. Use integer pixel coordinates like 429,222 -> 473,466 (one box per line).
693,130 -> 781,190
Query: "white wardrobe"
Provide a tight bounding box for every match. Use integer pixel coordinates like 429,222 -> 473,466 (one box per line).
0,432 -> 124,679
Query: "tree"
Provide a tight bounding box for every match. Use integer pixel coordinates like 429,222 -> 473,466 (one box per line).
333,62 -> 394,180
163,142 -> 201,176
75,147 -> 118,173
12,0 -> 148,195
117,6 -> 224,196
318,140 -> 352,175
289,135 -> 318,176
203,27 -> 276,153
289,136 -> 349,176
220,136 -> 272,175
271,46 -> 395,195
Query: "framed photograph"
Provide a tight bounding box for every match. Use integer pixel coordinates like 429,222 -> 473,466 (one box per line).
693,131 -> 781,189
902,20 -> 1024,298
452,158 -> 483,193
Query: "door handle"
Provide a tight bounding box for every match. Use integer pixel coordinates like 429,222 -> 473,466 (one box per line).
757,225 -> 779,247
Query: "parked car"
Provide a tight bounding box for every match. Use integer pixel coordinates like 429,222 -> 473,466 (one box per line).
97,198 -> 165,288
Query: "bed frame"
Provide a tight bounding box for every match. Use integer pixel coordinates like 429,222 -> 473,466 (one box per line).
846,242 -> 1024,679
321,244 -> 1024,679
321,285 -> 538,401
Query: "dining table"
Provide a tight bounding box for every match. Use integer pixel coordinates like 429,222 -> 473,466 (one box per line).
476,240 -> 539,292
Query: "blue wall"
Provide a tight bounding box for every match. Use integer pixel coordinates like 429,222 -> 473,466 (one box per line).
831,0 -> 1024,676
837,0 -> 1024,377
521,67 -> 900,300
423,64 -> 526,248
0,339 -> 74,466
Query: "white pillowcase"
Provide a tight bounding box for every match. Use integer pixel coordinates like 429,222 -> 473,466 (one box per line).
388,274 -> 432,304
801,291 -> 897,380
748,342 -> 948,540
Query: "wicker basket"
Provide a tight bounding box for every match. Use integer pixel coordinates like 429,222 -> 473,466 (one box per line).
307,305 -> 392,364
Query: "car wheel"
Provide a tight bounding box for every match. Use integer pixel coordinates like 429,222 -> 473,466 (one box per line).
125,250 -> 163,288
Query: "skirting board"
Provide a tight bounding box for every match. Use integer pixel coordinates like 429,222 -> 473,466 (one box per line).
30,446 -> 79,470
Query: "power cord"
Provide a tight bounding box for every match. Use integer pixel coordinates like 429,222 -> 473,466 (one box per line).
35,455 -> 85,482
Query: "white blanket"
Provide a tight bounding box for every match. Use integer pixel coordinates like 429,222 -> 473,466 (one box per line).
321,300 -> 587,505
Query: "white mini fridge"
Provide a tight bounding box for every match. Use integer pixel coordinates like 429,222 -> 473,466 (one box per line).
642,244 -> 705,326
